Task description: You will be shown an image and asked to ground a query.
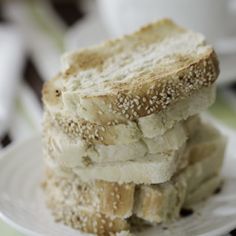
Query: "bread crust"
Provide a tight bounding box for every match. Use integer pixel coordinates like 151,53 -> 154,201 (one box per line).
45,144 -> 187,184
42,19 -> 219,124
43,169 -> 135,219
74,49 -> 218,123
43,122 -> 226,235
43,115 -> 196,169
43,86 -> 215,146
41,19 -> 222,235
134,123 -> 226,222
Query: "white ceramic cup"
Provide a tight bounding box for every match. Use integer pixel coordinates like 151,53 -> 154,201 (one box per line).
97,0 -> 236,48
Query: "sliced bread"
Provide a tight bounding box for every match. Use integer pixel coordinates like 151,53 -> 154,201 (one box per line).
134,122 -> 226,223
44,123 -> 226,235
46,144 -> 186,184
43,19 -> 219,125
43,76 -> 215,145
43,116 -> 197,168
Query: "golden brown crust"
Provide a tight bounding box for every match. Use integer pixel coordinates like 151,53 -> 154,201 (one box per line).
95,181 -> 135,218
75,49 -> 218,123
43,168 -> 135,219
43,49 -> 219,125
51,112 -> 120,145
107,49 -> 219,120
48,205 -> 129,236
62,19 -> 185,76
134,176 -> 186,223
64,49 -> 110,74
43,85 -> 215,146
43,51 -> 219,123
43,121 -> 226,234
44,169 -> 131,235
41,19 -> 222,236
42,19 -> 219,124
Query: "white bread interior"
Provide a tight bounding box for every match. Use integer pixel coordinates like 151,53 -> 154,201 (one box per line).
44,122 -> 226,235
43,19 -> 219,125
43,117 -> 198,169
134,123 -> 226,222
43,85 -> 215,146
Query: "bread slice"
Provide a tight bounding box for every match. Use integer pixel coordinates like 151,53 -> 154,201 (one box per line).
133,122 -> 226,223
46,143 -> 187,184
43,115 -> 200,169
46,203 -> 129,235
45,176 -> 221,236
43,19 -> 219,125
143,120 -> 188,154
45,119 -> 220,185
138,86 -> 215,138
44,85 -> 214,146
44,123 -> 226,235
43,169 -> 135,219
134,174 -> 187,224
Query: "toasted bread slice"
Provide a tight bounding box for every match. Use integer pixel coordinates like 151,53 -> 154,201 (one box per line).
46,143 -> 187,184
45,119 -> 218,185
134,173 -> 186,223
43,115 -> 199,169
45,176 -> 222,236
43,169 -> 135,219
46,203 -> 129,235
44,85 -> 214,146
137,86 -> 214,138
44,123 -> 226,235
43,19 -> 219,125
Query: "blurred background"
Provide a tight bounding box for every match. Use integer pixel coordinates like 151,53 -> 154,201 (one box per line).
0,0 -> 235,235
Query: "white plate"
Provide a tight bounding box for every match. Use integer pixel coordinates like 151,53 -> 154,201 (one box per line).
0,122 -> 236,236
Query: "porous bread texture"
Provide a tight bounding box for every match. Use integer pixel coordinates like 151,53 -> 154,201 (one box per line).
43,116 -> 195,169
42,87 -> 213,177
134,123 -> 226,222
42,19 -> 219,125
46,143 -> 187,184
138,86 -> 215,138
44,122 -> 226,235
42,18 -> 222,235
44,118 -> 225,185
134,173 -> 187,223
43,85 -> 215,146
134,174 -> 222,224
48,204 -> 129,235
43,169 -> 135,219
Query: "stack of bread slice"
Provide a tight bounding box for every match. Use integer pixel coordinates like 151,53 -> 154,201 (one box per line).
42,19 -> 226,235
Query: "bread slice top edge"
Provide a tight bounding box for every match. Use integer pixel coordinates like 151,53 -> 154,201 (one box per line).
42,19 -> 219,123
